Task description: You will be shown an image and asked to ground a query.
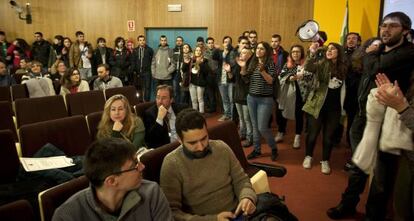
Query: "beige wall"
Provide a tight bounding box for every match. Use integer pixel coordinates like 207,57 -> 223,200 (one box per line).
0,0 -> 313,48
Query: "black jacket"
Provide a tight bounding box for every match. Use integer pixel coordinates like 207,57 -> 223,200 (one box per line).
143,103 -> 188,149
132,45 -> 154,74
357,41 -> 414,116
91,47 -> 113,75
212,46 -> 237,83
182,59 -> 211,87
32,40 -> 51,67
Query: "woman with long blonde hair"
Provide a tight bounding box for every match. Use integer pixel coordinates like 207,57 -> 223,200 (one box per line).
97,94 -> 145,149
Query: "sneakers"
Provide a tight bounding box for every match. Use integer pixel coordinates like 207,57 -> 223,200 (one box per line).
321,161 -> 331,174
274,132 -> 284,143
302,156 -> 312,169
326,203 -> 356,219
271,150 -> 278,161
293,134 -> 301,149
247,150 -> 261,160
218,115 -> 230,121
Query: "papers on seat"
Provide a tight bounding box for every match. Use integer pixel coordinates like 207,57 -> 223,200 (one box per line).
20,156 -> 75,172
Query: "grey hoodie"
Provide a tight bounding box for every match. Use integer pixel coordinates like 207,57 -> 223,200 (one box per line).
151,46 -> 175,80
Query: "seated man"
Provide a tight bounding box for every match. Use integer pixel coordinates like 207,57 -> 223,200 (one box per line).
93,64 -> 123,90
143,84 -> 187,148
0,60 -> 15,86
160,108 -> 257,221
21,60 -> 55,97
52,138 -> 173,221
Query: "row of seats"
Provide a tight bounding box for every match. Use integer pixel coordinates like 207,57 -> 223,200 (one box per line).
0,85 -> 140,142
0,120 -> 287,221
0,84 -> 29,102
0,84 -> 141,105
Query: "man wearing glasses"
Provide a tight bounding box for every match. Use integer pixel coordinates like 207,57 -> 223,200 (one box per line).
52,138 -> 173,221
327,12 -> 414,220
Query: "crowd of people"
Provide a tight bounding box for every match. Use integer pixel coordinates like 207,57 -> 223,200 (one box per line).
2,10 -> 414,221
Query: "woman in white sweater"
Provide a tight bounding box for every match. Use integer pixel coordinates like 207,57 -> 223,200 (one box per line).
60,67 -> 90,95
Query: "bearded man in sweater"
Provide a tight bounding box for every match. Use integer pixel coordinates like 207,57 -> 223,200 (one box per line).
160,108 -> 257,221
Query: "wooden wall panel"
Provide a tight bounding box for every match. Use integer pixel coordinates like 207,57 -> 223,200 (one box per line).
0,0 -> 313,48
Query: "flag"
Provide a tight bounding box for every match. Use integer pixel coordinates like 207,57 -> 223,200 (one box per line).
340,0 -> 349,46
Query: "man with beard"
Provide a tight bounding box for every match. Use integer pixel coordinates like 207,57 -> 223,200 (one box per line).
52,138 -> 173,221
160,108 -> 257,221
327,12 -> 414,220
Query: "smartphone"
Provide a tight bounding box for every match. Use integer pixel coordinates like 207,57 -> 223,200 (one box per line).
232,214 -> 245,221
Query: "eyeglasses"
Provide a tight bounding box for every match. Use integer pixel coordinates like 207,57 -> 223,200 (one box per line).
71,72 -> 80,76
111,158 -> 140,176
379,23 -> 402,30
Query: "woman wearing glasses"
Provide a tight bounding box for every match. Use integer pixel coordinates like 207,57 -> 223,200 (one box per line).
59,67 -> 89,95
97,94 -> 146,149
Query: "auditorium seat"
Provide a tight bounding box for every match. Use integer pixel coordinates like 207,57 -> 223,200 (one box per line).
105,86 -> 140,106
0,200 -> 35,221
140,141 -> 180,183
85,111 -> 103,141
134,101 -> 155,118
19,115 -> 92,157
0,101 -> 18,141
65,90 -> 105,116
15,95 -> 68,127
208,121 -> 287,178
0,130 -> 20,184
0,86 -> 11,102
38,176 -> 89,221
10,84 -> 29,101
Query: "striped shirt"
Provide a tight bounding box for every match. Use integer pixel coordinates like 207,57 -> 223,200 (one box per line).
248,62 -> 276,96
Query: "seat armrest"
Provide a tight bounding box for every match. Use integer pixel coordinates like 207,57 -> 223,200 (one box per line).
250,162 -> 287,177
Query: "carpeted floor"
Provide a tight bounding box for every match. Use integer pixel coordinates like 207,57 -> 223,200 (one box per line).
205,113 -> 369,221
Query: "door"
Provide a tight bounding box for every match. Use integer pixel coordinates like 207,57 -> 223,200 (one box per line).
145,28 -> 208,100
146,28 -> 208,51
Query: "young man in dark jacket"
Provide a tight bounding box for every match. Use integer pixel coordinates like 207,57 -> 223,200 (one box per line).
132,35 -> 154,101
32,32 -> 51,70
327,12 -> 414,220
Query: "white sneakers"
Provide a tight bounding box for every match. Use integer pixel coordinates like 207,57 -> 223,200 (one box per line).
320,161 -> 331,175
302,157 -> 331,174
302,156 -> 312,169
218,115 -> 230,121
293,135 -> 301,149
274,132 -> 284,142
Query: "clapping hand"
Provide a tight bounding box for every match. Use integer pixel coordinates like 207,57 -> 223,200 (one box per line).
375,73 -> 409,113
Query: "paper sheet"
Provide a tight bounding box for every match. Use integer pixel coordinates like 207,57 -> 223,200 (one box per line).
20,156 -> 75,172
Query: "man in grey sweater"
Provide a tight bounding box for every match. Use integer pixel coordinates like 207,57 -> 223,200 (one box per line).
151,35 -> 175,87
52,138 -> 173,221
160,109 -> 257,221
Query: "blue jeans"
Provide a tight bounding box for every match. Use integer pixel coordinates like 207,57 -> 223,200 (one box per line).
140,72 -> 152,102
235,103 -> 252,141
218,83 -> 234,118
247,95 -> 277,152
172,71 -> 181,102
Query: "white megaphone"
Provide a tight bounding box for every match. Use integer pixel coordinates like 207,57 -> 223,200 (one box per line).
296,20 -> 325,47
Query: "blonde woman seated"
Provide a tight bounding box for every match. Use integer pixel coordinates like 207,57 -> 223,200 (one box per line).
97,94 -> 145,150
60,67 -> 90,95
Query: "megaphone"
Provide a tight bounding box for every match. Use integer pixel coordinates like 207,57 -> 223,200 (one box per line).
296,20 -> 325,46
